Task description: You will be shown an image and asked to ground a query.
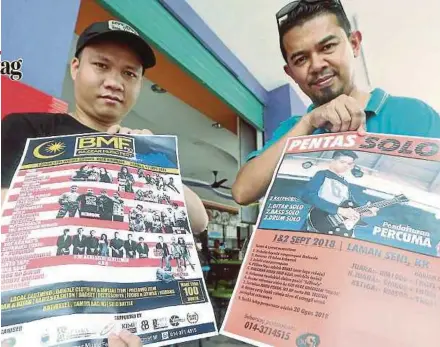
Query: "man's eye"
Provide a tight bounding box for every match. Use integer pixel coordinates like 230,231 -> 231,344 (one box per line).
124,71 -> 137,78
322,43 -> 336,51
94,62 -> 108,69
294,56 -> 307,66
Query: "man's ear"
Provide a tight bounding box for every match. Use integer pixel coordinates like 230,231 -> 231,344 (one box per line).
284,64 -> 294,79
284,64 -> 298,84
350,30 -> 363,58
70,57 -> 80,80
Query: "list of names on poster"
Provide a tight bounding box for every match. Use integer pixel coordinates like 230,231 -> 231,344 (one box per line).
237,231 -> 438,321
2,171 -> 47,291
238,239 -> 338,314
348,260 -> 438,307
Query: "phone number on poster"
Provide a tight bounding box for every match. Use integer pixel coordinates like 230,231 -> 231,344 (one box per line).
244,321 -> 290,341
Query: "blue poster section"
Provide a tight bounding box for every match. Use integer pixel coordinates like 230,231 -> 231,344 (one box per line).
1,279 -> 207,326
260,177 -> 440,257
22,134 -> 178,169
259,179 -> 310,231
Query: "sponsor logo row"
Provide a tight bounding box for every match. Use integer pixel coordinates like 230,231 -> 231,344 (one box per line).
2,311 -> 200,345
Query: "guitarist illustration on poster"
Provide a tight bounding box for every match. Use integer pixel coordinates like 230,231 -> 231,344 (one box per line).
301,150 -> 409,237
300,150 -> 379,237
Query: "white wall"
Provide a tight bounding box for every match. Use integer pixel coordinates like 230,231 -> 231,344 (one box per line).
188,0 -> 440,112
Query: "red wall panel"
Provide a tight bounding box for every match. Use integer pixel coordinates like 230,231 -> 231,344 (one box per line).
2,77 -> 68,119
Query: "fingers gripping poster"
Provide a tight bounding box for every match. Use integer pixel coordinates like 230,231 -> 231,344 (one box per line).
1,133 -> 217,347
221,132 -> 440,347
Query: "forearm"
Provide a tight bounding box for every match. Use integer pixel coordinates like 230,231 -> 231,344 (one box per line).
232,118 -> 314,205
1,188 -> 8,206
183,185 -> 208,234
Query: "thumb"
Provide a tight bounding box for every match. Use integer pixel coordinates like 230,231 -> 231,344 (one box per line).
108,333 -> 126,347
357,120 -> 367,136
107,125 -> 121,134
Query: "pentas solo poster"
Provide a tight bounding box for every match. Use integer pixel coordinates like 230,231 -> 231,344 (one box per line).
221,132 -> 439,347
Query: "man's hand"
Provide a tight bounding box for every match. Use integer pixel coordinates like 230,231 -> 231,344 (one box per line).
337,207 -> 360,221
363,202 -> 379,217
108,125 -> 153,135
108,330 -> 142,347
302,94 -> 366,133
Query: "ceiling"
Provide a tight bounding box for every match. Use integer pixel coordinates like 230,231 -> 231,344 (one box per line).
61,36 -> 239,208
187,0 -> 440,112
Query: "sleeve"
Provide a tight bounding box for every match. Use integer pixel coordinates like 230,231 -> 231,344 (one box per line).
246,116 -> 302,161
1,114 -> 38,188
58,193 -> 66,204
77,195 -> 84,208
348,185 -> 359,206
392,98 -> 440,138
300,171 -> 339,215
422,103 -> 440,138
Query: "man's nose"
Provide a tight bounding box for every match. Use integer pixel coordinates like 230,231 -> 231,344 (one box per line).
309,53 -> 329,74
103,70 -> 124,91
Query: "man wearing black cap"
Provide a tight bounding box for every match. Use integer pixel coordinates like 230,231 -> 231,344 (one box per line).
1,20 -> 208,234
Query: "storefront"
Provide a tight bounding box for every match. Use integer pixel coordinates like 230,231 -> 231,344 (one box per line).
2,0 -> 307,255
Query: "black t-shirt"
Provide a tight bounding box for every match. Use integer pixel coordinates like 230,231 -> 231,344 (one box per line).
78,193 -> 99,213
98,195 -> 114,215
1,113 -> 95,188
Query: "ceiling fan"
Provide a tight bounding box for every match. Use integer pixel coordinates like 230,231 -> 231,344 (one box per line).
211,171 -> 231,189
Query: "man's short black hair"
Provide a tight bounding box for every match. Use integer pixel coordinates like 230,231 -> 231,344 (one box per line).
279,1 -> 352,62
332,150 -> 358,160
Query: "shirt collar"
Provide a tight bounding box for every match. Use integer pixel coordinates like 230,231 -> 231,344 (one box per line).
365,88 -> 389,114
306,88 -> 389,115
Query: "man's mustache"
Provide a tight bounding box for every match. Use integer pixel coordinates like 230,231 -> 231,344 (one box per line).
309,69 -> 337,85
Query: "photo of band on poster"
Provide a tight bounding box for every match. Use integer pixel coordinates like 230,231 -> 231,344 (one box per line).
260,147 -> 440,258
54,164 -> 194,273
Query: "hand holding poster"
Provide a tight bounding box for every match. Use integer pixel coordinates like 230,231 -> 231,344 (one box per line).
1,133 -> 217,346
221,132 -> 440,347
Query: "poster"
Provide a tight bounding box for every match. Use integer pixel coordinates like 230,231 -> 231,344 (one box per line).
221,132 -> 440,347
1,133 -> 217,347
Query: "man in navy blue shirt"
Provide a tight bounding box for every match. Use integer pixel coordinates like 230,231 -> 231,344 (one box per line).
300,150 -> 377,235
301,150 -> 357,216
232,0 -> 440,206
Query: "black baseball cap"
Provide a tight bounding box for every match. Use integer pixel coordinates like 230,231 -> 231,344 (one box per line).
75,20 -> 156,70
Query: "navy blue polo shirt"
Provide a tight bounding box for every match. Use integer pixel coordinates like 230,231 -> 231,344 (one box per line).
248,88 -> 440,160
